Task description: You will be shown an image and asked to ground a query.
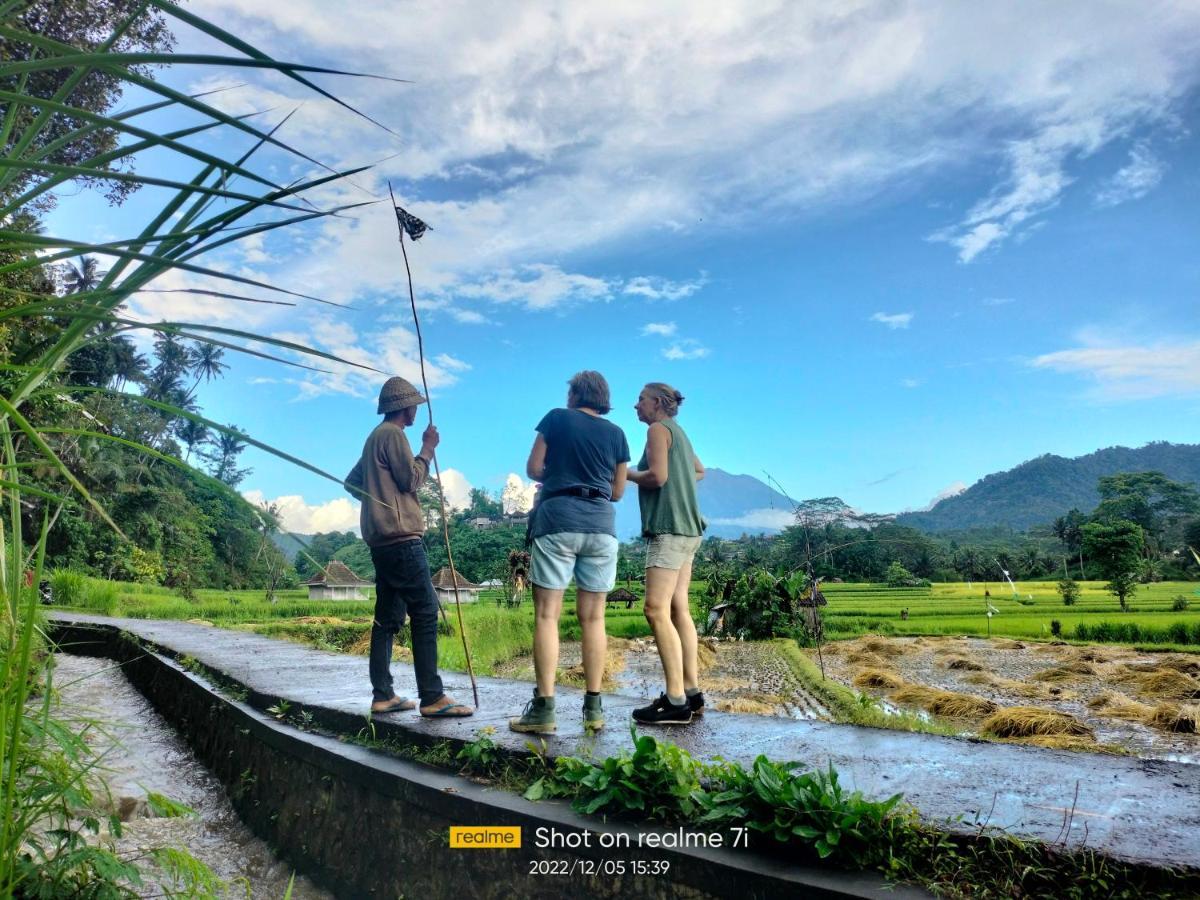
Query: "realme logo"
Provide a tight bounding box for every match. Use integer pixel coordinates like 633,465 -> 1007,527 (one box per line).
449,826 -> 522,848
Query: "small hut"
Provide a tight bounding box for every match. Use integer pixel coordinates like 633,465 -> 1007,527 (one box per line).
305,561 -> 373,601
431,567 -> 482,604
606,587 -> 639,608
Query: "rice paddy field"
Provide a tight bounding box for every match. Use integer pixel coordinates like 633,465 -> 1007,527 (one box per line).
819,580 -> 1200,647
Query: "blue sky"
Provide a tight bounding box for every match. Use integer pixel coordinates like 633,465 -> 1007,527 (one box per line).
48,1 -> 1200,533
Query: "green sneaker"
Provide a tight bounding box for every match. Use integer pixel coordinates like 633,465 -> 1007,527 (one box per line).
509,692 -> 556,734
583,693 -> 604,731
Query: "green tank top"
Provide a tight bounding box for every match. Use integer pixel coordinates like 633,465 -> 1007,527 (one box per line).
637,418 -> 705,537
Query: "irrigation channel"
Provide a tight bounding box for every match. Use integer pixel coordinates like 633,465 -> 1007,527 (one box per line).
52,653 -> 330,899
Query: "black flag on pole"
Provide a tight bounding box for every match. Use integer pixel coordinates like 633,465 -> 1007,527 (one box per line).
394,205 -> 429,241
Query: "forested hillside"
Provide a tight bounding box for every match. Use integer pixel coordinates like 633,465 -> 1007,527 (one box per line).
898,443 -> 1200,533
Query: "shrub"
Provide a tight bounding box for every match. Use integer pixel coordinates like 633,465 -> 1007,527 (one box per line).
1050,620 -> 1062,637
1057,578 -> 1079,606
1171,595 -> 1190,612
885,562 -> 927,588
48,569 -> 87,606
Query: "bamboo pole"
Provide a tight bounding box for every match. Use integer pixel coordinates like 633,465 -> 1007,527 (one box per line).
388,183 -> 479,708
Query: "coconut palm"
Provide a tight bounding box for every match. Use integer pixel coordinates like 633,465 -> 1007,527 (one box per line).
185,341 -> 227,401
61,254 -> 105,294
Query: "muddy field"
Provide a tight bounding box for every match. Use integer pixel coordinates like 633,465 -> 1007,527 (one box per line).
821,635 -> 1200,761
498,634 -> 1200,760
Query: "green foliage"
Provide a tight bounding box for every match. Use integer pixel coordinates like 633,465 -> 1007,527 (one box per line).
721,569 -> 800,639
1075,620 -> 1200,646
1082,519 -> 1145,610
1171,595 -> 1190,612
1058,577 -> 1080,606
1050,619 -> 1062,637
526,725 -> 703,820
885,561 -> 927,588
699,757 -> 902,863
456,727 -> 502,773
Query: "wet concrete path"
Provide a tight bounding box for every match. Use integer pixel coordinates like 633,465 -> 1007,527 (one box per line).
54,613 -> 1200,872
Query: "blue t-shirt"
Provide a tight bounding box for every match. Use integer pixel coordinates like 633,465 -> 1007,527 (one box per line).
531,408 -> 630,538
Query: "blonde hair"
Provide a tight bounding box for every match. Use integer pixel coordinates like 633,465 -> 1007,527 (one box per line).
644,382 -> 684,417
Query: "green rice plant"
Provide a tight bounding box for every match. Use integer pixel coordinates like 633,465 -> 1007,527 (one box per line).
47,567 -> 85,605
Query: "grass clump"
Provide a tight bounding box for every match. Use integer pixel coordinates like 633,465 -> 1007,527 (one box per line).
981,706 -> 1092,739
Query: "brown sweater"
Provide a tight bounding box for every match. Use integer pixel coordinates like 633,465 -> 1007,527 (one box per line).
345,421 -> 430,547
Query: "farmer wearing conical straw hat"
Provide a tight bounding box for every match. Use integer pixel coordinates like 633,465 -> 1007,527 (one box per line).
345,376 -> 473,718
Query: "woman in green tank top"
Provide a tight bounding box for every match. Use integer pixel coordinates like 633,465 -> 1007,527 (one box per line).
626,382 -> 707,725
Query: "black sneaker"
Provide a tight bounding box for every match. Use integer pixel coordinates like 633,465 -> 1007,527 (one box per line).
632,693 -> 693,726
688,691 -> 705,717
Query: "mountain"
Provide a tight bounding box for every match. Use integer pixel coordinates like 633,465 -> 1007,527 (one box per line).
271,531 -> 311,559
897,442 -> 1200,533
615,467 -> 797,539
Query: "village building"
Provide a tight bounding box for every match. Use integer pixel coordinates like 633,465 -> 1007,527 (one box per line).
430,567 -> 483,604
305,560 -> 373,601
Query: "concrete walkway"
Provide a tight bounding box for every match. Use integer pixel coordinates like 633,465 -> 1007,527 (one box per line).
53,613 -> 1200,872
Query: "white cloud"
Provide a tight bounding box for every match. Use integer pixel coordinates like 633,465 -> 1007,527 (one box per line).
901,377 -> 922,388
623,275 -> 707,301
455,264 -> 612,311
641,321 -> 677,337
1094,142 -> 1166,207
175,0 -> 1200,298
271,318 -> 464,402
1031,339 -> 1200,400
501,473 -> 537,514
709,508 -> 796,531
871,312 -> 913,330
982,297 -> 1016,306
242,489 -> 360,534
662,339 -> 710,361
435,468 -> 473,511
924,481 -> 967,510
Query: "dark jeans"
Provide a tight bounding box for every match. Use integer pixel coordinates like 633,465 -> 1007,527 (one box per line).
369,539 -> 444,705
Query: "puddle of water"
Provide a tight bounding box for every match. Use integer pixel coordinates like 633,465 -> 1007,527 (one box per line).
51,653 -> 331,899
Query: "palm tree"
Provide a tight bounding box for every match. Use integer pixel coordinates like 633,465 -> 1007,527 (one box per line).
177,417 -> 210,463
62,255 -> 105,294
185,342 -> 228,402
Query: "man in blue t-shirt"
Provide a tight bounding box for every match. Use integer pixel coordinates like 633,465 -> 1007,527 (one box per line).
510,371 -> 629,735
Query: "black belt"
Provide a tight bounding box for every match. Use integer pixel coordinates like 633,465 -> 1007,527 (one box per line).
539,486 -> 609,502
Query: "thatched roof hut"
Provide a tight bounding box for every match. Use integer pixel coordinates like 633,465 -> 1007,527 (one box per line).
305,561 -> 373,601
431,567 -> 482,603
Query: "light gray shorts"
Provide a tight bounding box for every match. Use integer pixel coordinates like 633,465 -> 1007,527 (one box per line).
531,532 -> 619,592
645,534 -> 702,571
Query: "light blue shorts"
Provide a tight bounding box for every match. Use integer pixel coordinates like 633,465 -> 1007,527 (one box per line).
531,532 -> 619,593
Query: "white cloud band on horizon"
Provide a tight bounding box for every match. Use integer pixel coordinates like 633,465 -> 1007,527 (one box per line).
1031,339 -> 1200,400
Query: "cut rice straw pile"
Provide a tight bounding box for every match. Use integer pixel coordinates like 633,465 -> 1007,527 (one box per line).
1087,691 -> 1153,722
993,639 -> 1025,650
1130,669 -> 1200,701
1031,661 -> 1096,682
889,685 -> 996,718
853,668 -> 903,690
981,706 -> 1092,739
1148,704 -> 1198,734
857,637 -> 908,658
944,656 -> 983,671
